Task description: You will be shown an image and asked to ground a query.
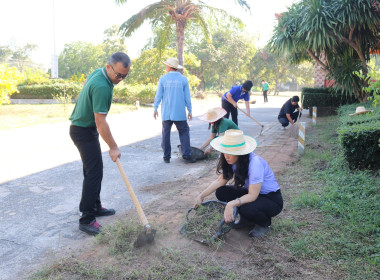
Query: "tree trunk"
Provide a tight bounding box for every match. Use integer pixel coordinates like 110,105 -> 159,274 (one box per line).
176,20 -> 186,74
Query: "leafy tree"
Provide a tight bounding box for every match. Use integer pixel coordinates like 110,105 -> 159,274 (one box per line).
128,47 -> 200,89
0,64 -> 23,105
184,18 -> 255,90
9,43 -> 38,72
0,45 -> 12,63
115,0 -> 250,70
102,25 -> 128,64
250,49 -> 314,93
268,0 -> 380,102
58,42 -> 104,79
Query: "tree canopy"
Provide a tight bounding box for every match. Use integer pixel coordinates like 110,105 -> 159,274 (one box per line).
115,0 -> 250,70
268,0 -> 380,101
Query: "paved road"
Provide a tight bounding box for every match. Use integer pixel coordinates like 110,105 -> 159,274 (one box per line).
0,95 -> 293,280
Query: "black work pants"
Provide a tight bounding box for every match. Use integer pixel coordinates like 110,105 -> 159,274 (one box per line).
69,125 -> 103,224
222,98 -> 238,126
216,185 -> 283,227
263,90 -> 268,102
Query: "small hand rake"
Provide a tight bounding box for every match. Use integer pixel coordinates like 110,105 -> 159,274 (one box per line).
116,158 -> 156,247
179,200 -> 238,245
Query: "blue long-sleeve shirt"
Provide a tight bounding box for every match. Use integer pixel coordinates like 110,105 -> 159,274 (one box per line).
154,71 -> 192,121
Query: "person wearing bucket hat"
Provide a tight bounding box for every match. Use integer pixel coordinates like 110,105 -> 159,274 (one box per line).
153,57 -> 195,163
222,80 -> 253,126
194,129 -> 283,238
199,107 -> 240,155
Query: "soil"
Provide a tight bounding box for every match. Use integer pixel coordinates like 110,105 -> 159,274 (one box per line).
28,123 -> 343,279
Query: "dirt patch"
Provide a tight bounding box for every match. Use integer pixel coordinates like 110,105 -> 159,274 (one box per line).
28,135 -> 342,279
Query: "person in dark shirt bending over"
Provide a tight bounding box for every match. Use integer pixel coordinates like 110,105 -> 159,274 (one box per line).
278,96 -> 302,129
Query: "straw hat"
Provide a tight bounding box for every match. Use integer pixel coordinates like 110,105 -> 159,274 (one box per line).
198,107 -> 227,122
349,106 -> 373,116
210,129 -> 257,155
162,57 -> 183,70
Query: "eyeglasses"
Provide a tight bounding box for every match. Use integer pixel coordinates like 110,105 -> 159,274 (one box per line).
110,64 -> 129,79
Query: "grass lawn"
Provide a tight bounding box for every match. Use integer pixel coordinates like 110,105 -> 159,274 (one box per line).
0,103 -> 138,130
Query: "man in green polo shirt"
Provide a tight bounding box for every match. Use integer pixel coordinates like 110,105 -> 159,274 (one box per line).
262,80 -> 269,103
69,52 -> 131,235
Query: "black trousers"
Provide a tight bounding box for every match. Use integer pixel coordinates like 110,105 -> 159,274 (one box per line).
70,125 -> 103,224
263,90 -> 268,102
216,185 -> 283,227
278,111 -> 301,127
221,98 -> 238,126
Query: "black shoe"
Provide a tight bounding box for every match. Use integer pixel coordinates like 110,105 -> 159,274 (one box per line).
232,215 -> 255,229
183,156 -> 196,163
95,207 -> 116,217
248,225 -> 270,238
163,158 -> 170,163
79,220 -> 102,235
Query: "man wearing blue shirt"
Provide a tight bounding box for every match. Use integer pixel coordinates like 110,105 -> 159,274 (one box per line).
222,80 -> 253,125
153,57 -> 195,163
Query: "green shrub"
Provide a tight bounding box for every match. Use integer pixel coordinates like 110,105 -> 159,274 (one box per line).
337,103 -> 380,169
338,121 -> 380,169
113,83 -> 156,104
12,83 -> 82,99
301,87 -> 357,109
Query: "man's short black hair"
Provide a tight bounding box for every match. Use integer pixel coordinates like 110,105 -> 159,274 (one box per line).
242,80 -> 253,91
109,52 -> 131,68
262,80 -> 265,82
291,96 -> 300,102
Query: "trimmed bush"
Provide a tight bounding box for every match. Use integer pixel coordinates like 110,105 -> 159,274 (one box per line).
113,83 -> 157,104
337,103 -> 380,170
12,83 -> 82,99
301,87 -> 357,109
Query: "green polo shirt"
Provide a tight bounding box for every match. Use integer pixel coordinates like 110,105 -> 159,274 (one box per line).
69,68 -> 114,127
211,118 -> 239,134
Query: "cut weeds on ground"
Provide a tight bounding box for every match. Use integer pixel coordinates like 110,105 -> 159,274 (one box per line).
28,114 -> 379,280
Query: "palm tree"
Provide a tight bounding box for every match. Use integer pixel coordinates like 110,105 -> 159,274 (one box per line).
268,0 -> 380,102
115,0 -> 250,70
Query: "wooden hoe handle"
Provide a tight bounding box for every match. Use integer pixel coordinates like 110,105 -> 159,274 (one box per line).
116,158 -> 149,227
237,107 -> 264,127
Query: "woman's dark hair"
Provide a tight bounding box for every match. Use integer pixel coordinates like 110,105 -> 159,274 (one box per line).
216,153 -> 250,188
209,118 -> 223,133
242,80 -> 253,91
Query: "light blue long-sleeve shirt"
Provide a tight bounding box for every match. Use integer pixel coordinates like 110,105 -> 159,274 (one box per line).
154,71 -> 192,121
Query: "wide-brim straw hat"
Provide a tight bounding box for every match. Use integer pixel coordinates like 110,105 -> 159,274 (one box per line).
349,106 -> 373,116
162,57 -> 183,70
198,107 -> 227,122
210,129 -> 257,155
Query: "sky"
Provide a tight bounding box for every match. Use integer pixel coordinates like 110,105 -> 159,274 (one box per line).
0,0 -> 297,70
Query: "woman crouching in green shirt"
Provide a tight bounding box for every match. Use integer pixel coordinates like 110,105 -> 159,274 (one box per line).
199,107 -> 240,155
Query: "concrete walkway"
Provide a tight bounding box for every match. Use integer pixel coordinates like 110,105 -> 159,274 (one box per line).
0,95 -> 307,280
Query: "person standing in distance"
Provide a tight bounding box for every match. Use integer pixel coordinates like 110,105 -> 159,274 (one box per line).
261,80 -> 269,103
278,95 -> 302,129
153,57 -> 195,163
221,80 -> 253,126
69,52 -> 131,235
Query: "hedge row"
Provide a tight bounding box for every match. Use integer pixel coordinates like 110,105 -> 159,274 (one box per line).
11,83 -> 157,105
12,84 -> 82,99
301,87 -> 357,109
113,84 -> 157,104
337,103 -> 380,170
